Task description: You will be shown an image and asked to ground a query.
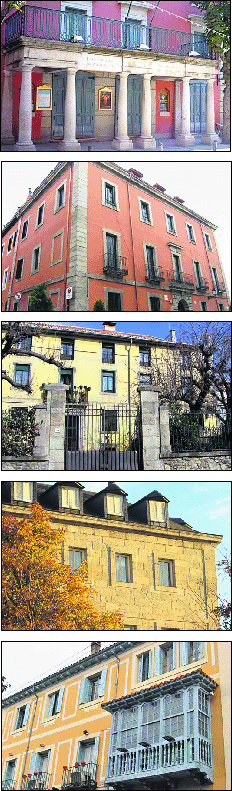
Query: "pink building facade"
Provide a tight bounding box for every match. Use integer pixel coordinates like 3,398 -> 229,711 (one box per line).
1,1 -> 221,150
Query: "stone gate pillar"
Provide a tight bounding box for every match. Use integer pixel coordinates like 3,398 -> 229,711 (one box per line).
1,68 -> 15,145
176,76 -> 195,148
201,77 -> 218,145
33,384 -> 68,470
138,386 -> 163,470
59,67 -> 81,151
15,63 -> 36,151
112,71 -> 133,150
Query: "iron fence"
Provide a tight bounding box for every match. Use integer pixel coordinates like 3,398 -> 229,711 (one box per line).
61,761 -> 97,790
3,6 -> 218,59
65,402 -> 143,470
170,409 -> 231,453
21,773 -> 50,790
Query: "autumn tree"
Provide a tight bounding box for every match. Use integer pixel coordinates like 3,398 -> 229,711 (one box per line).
213,550 -> 231,629
2,321 -> 64,393
2,676 -> 11,693
194,1 -> 230,144
2,504 -> 124,631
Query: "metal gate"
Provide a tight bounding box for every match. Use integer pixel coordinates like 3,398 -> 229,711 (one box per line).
65,403 -> 143,470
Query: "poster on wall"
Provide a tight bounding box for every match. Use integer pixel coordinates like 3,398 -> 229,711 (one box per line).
36,85 -> 52,110
98,87 -> 112,110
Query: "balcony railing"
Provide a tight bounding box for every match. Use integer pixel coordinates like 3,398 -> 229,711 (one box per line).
21,773 -> 50,790
2,6 -> 218,59
2,780 -> 15,790
212,281 -> 226,294
103,255 -> 128,278
145,266 -> 165,284
167,270 -> 195,289
107,737 -> 213,785
196,277 -> 209,292
61,762 -> 97,790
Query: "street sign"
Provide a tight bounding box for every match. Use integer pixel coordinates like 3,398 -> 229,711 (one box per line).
15,293 -> 22,300
66,287 -> 72,300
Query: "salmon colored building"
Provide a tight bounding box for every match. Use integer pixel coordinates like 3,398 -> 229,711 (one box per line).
1,1 -> 221,151
2,162 -> 229,313
2,640 -> 231,790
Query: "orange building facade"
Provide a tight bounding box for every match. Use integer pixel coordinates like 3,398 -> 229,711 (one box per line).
2,640 -> 230,791
2,162 -> 229,313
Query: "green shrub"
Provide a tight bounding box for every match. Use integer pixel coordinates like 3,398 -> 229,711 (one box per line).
2,408 -> 38,457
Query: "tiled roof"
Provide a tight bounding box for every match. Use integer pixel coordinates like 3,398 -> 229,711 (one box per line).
102,668 -> 217,710
13,321 -> 175,344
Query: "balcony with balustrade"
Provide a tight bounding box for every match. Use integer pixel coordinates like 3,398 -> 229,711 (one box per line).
2,5 -> 218,61
61,761 -> 97,790
196,277 -> 209,293
21,772 -> 50,790
103,255 -> 128,279
103,669 -> 216,790
167,270 -> 195,291
145,267 -> 165,286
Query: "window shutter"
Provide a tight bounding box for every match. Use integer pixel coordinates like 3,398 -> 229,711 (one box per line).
77,741 -> 85,762
56,687 -> 64,713
198,642 -> 204,659
99,668 -> 107,698
138,656 -> 143,683
92,736 -> 100,764
148,650 -> 152,678
172,642 -> 176,670
48,694 -> 54,716
28,753 -> 37,775
22,701 -> 31,726
115,555 -> 120,582
79,677 -> 92,704
180,642 -> 189,666
155,646 -> 161,675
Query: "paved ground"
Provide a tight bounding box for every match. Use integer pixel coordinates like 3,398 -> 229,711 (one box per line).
1,138 -> 230,153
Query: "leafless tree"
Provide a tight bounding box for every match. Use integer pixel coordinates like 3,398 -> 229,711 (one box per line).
2,321 -> 64,394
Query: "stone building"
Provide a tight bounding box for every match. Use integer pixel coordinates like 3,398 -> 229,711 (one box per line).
2,640 -> 231,790
1,163 -> 229,312
2,481 -> 222,630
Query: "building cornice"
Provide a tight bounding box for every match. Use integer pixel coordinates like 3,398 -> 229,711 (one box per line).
1,321 -> 182,348
102,669 -> 217,712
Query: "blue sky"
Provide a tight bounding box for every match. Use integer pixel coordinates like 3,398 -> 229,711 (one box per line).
48,321 -> 228,339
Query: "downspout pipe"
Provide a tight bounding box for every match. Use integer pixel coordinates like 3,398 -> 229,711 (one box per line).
6,217 -> 22,311
19,689 -> 39,790
149,1 -> 161,26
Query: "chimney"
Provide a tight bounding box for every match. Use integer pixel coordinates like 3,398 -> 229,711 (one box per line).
103,322 -> 116,332
128,168 -> 143,179
153,183 -> 166,193
170,329 -> 176,343
173,196 -> 185,204
91,641 -> 101,655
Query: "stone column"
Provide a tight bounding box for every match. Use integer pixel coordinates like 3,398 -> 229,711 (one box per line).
201,77 -> 218,144
112,71 -> 133,150
15,64 -> 36,151
59,67 -> 81,151
1,68 -> 15,145
174,79 -> 182,136
159,401 -> 172,456
138,386 -> 164,471
176,76 -> 195,147
38,384 -> 68,470
137,74 -> 156,149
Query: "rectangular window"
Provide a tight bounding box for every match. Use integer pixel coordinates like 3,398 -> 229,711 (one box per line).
54,181 -> 66,213
101,409 -> 117,432
107,292 -> 122,311
15,703 -> 30,730
200,301 -> 208,312
181,642 -> 204,665
13,301 -> 18,311
106,233 -> 117,269
62,488 -> 80,510
173,254 -> 182,281
15,258 -> 24,280
139,347 -> 150,367
217,302 -> 225,311
102,371 -> 115,393
14,482 -> 33,502
205,232 -> 212,251
31,246 -> 41,275
13,231 -> 18,247
140,200 -> 150,223
186,223 -> 196,243
102,344 -> 115,363
69,548 -> 86,571
140,373 -> 152,385
107,494 -> 123,517
150,296 -> 161,311
7,235 -> 13,253
212,267 -> 220,292
61,340 -> 74,359
16,336 -> 32,352
155,643 -> 175,674
79,671 -> 107,704
2,268 -> 8,290
166,213 -> 176,234
115,554 -> 132,583
150,501 -> 167,522
15,364 -> 30,387
158,559 -> 176,587
194,261 -> 202,288
105,183 -> 116,207
47,688 -> 64,717
4,759 -> 16,786
58,184 -> 65,207
146,245 -> 155,277
138,650 -> 151,682
36,203 -> 45,227
21,219 -> 29,240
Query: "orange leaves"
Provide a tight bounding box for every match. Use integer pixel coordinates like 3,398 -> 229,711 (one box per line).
2,505 -> 124,631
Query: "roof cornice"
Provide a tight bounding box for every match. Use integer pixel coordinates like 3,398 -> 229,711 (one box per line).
102,669 -> 217,712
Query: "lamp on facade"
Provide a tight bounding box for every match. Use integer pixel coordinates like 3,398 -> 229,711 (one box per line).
117,748 -> 129,754
164,735 -> 176,742
139,741 -> 151,747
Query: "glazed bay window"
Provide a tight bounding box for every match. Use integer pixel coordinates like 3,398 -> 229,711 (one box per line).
15,363 -> 30,387
181,641 -> 204,665
79,668 -> 107,704
47,688 -> 64,717
115,554 -> 132,583
138,649 -> 152,682
102,343 -> 115,363
158,559 -> 176,587
102,370 -> 115,393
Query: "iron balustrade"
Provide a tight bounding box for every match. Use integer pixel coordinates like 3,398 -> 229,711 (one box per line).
103,255 -> 128,277
212,281 -> 226,294
196,277 -> 209,292
61,761 -> 97,789
2,780 -> 15,790
167,270 -> 195,289
3,7 -> 218,59
170,410 -> 231,453
21,773 -> 50,790
145,266 -> 165,284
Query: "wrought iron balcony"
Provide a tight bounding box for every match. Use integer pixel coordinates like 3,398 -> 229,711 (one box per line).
21,772 -> 50,790
167,270 -> 195,290
196,277 -> 209,292
145,266 -> 165,285
61,761 -> 97,790
2,6 -> 218,59
103,255 -> 128,278
2,780 -> 15,790
212,281 -> 226,295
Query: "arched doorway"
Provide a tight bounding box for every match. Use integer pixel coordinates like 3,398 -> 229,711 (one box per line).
178,300 -> 189,311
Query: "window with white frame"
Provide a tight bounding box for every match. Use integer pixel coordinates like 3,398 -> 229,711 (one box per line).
3,759 -> 17,787
2,268 -> 8,290
155,642 -> 176,675
204,232 -> 212,251
158,559 -> 176,587
14,702 -> 30,730
61,487 -> 80,510
138,649 -> 152,682
149,500 -> 167,523
7,235 -> 13,253
165,212 -> 177,235
21,218 -> 29,240
139,199 -> 153,225
13,482 -> 33,502
180,641 -> 204,665
69,548 -> 86,571
115,554 -> 132,582
186,223 -> 196,243
107,494 -> 124,517
79,668 -> 107,704
31,245 -> 41,275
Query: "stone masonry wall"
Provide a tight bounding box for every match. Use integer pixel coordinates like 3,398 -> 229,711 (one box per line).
163,452 -> 231,471
2,458 -> 49,470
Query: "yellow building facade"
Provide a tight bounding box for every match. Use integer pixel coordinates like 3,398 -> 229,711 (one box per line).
2,640 -> 230,791
2,482 -> 222,631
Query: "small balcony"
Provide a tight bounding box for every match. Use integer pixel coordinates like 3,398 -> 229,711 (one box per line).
212,281 -> 226,295
103,255 -> 128,279
145,266 -> 165,285
2,780 -> 15,790
21,773 -> 50,790
61,762 -> 97,790
2,6 -> 218,60
196,277 -> 209,293
167,270 -> 195,290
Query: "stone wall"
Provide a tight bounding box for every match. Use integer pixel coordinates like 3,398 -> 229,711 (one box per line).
162,452 -> 231,471
2,457 -> 49,470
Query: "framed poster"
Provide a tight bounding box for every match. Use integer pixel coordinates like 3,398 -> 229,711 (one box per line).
36,85 -> 52,111
98,87 -> 112,110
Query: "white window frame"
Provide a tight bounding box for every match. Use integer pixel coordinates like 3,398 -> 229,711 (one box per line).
186,222 -> 196,243
21,217 -> 29,241
138,197 -> 153,225
2,268 -> 8,290
31,244 -> 41,275
51,229 -> 64,266
15,257 -> 24,281
204,231 -> 213,251
35,201 -> 45,229
7,234 -> 13,254
165,211 -> 177,236
102,178 -> 120,211
54,179 -> 67,214
13,482 -> 33,502
120,3 -> 148,25
61,0 -> 92,14
2,242 -> 5,256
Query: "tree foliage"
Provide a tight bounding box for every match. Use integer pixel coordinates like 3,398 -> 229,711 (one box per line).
213,550 -> 231,629
93,299 -> 106,311
2,676 -> 11,693
2,321 -> 64,393
28,282 -> 55,312
2,407 -> 38,456
2,504 -> 124,631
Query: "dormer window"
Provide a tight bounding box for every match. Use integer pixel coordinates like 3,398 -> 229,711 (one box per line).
13,482 -> 33,502
149,500 -> 167,523
107,494 -> 124,518
61,487 -> 80,510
